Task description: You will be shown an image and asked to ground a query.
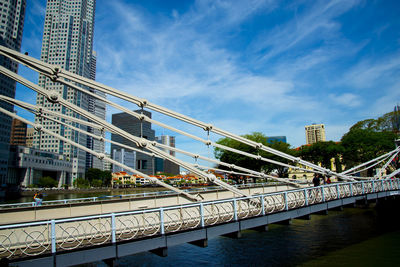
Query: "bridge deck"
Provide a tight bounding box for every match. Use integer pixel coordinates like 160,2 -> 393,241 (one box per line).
1,179 -> 398,267
0,184 -> 295,225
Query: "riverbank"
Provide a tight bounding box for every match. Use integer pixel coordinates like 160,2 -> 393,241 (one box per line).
20,187 -> 165,197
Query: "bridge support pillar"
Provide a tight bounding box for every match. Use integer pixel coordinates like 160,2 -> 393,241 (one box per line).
296,214 -> 311,220
223,231 -> 242,239
331,206 -> 343,211
103,258 -> 118,267
356,198 -> 369,208
189,239 -> 208,248
315,210 -> 328,215
150,247 -> 168,257
275,219 -> 292,225
252,225 -> 269,232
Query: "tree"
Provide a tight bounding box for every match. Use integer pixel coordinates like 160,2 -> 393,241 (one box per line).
349,110 -> 399,133
91,179 -> 103,187
86,168 -> 103,183
74,177 -> 90,188
214,132 -> 294,180
86,168 -> 112,187
37,176 -> 58,188
295,141 -> 344,170
100,170 -> 112,186
341,129 -> 397,175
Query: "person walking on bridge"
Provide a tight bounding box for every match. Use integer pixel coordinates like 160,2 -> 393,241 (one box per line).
34,192 -> 43,206
312,174 -> 320,187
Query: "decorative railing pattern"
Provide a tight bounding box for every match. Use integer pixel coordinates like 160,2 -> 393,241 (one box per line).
0,182 -> 285,210
0,179 -> 399,260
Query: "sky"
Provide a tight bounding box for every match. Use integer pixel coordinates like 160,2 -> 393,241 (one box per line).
15,0 -> 400,163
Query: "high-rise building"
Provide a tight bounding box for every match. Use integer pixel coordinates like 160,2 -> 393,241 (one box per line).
86,50 -> 106,171
10,117 -> 27,146
103,152 -> 112,171
305,124 -> 326,145
0,0 -> 26,185
26,127 -> 34,148
155,135 -> 179,175
111,110 -> 155,175
112,149 -> 135,174
33,0 -> 99,184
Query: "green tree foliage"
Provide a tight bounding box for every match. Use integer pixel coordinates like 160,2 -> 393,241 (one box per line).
85,168 -> 112,187
349,110 -> 400,133
37,176 -> 58,188
91,179 -> 103,187
86,168 -> 103,183
295,141 -> 344,170
340,129 -> 397,173
214,132 -> 294,179
101,170 -> 112,186
73,177 -> 90,188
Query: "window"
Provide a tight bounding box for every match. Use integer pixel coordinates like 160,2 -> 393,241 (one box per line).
137,160 -> 147,170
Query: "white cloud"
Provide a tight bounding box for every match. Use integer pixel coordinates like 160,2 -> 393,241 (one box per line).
252,0 -> 361,63
328,93 -> 362,108
343,55 -> 400,89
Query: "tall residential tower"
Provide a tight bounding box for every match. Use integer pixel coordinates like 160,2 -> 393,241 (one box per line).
305,124 -> 326,145
33,0 -> 103,184
0,0 -> 26,185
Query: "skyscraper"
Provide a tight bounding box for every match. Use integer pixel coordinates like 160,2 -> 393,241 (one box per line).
305,124 -> 326,145
33,0 -> 101,183
10,117 -> 27,146
86,50 -> 106,171
0,0 -> 26,185
155,135 -> 179,175
111,110 -> 155,175
112,148 -> 135,174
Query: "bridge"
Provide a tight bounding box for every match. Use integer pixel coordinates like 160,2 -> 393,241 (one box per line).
0,46 -> 399,266
0,180 -> 399,266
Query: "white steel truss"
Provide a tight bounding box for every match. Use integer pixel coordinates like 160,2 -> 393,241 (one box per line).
0,45 -> 398,201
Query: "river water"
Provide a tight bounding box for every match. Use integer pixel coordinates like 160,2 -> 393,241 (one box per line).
77,199 -> 399,267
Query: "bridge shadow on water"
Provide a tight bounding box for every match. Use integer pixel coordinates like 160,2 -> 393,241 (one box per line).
81,198 -> 400,267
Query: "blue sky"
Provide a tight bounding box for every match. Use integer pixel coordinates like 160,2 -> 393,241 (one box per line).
16,0 -> 400,160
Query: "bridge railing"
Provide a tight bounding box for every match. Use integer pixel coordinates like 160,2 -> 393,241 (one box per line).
0,182 -> 287,210
0,179 -> 398,260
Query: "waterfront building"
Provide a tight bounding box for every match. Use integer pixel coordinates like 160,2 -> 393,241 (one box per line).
111,110 -> 155,175
266,136 -> 287,144
10,117 -> 27,146
305,124 -> 326,145
0,0 -> 26,185
112,148 -> 135,174
8,145 -> 72,187
111,172 -> 151,187
155,135 -> 179,175
33,0 -> 100,185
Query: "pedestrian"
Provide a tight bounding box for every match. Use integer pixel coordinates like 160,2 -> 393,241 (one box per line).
326,176 -> 332,184
312,174 -> 320,187
34,192 -> 43,206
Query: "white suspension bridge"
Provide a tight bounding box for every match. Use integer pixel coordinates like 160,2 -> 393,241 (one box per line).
0,45 -> 399,266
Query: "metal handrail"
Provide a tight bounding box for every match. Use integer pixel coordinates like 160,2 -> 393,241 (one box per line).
0,182 -> 285,210
0,179 -> 398,259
